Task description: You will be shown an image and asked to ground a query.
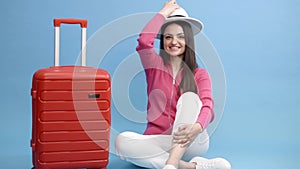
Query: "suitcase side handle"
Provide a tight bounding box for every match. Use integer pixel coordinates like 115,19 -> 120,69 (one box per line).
54,18 -> 88,66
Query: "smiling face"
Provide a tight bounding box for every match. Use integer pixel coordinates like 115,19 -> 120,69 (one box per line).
163,23 -> 186,58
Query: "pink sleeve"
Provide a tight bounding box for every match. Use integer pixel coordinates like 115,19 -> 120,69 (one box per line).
136,13 -> 166,69
136,13 -> 165,51
195,68 -> 215,130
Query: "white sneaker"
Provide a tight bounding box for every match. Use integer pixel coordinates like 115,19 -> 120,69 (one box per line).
162,164 -> 177,169
190,157 -> 231,169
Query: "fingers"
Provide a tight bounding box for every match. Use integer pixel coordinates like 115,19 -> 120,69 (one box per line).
173,133 -> 187,141
159,0 -> 180,17
177,125 -> 185,131
173,125 -> 195,147
173,134 -> 192,147
170,0 -> 177,4
173,131 -> 192,145
171,0 -> 180,8
176,125 -> 193,135
173,136 -> 189,144
180,140 -> 191,148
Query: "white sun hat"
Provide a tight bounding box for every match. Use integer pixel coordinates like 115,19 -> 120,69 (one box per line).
157,7 -> 204,38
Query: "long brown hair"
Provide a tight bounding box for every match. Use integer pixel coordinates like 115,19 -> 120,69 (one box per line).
159,20 -> 198,94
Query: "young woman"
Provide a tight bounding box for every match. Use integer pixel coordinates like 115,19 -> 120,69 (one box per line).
115,1 -> 231,169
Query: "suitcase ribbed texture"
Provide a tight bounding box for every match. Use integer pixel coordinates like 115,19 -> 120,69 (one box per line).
31,66 -> 111,169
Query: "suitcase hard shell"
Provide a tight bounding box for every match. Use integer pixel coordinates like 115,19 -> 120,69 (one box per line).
30,19 -> 111,169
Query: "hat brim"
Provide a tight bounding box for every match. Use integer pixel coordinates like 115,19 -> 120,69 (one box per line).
157,17 -> 203,39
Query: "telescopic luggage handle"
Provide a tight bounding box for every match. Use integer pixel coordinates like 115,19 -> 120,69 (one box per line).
53,18 -> 88,66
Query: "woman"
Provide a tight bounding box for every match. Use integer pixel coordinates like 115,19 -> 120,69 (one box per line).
115,1 -> 231,169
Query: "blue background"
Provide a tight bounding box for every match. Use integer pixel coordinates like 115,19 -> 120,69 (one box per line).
1,0 -> 299,168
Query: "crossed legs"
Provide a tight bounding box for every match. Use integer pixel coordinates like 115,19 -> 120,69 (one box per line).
115,92 -> 209,169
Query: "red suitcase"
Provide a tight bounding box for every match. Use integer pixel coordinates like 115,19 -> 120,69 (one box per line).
30,18 -> 111,169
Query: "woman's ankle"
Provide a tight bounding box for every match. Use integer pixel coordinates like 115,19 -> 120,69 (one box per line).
166,159 -> 179,169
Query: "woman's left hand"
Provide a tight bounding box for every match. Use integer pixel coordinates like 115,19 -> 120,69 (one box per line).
173,123 -> 203,147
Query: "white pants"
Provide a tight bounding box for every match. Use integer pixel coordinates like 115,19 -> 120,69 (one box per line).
115,92 -> 210,169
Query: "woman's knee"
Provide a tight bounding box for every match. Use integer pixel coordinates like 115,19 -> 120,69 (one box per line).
115,131 -> 141,156
115,132 -> 132,155
173,92 -> 203,132
177,92 -> 202,109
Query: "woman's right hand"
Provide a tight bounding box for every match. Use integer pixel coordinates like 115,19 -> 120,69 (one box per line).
159,0 -> 180,18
